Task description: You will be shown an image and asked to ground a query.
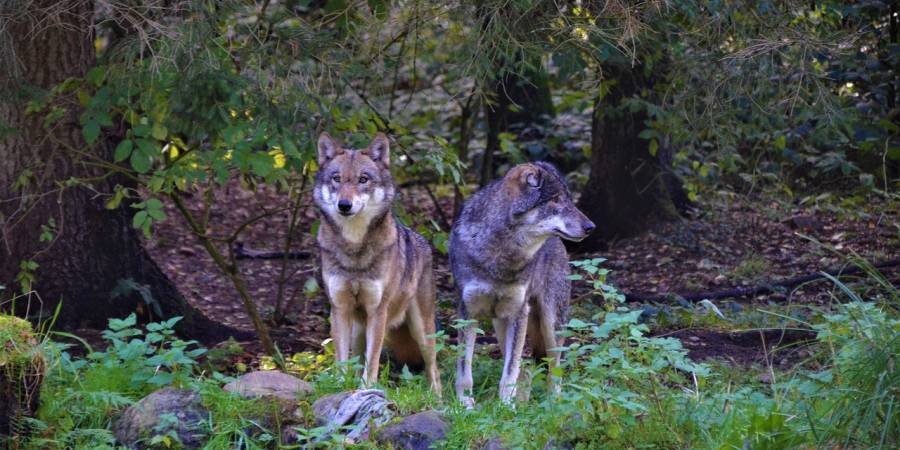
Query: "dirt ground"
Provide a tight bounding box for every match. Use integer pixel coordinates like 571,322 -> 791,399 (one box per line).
141,178 -> 899,366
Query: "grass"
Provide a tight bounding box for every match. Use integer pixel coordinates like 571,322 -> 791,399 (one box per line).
2,258 -> 897,449
728,255 -> 770,282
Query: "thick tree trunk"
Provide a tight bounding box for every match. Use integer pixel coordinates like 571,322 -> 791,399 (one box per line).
0,0 -> 241,344
576,65 -> 682,250
481,64 -> 555,186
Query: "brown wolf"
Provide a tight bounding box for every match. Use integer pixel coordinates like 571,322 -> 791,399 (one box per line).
450,162 -> 595,406
314,132 -> 441,394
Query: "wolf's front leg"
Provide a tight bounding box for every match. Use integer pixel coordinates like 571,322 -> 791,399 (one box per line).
360,281 -> 386,387
326,278 -> 355,362
362,310 -> 388,387
539,311 -> 563,396
455,319 -> 477,408
498,304 -> 530,404
329,303 -> 354,363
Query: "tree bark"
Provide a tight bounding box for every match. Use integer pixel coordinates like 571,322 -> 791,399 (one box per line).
0,0 -> 242,344
576,65 -> 682,250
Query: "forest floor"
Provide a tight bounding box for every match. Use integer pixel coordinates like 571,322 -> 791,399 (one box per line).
141,179 -> 899,370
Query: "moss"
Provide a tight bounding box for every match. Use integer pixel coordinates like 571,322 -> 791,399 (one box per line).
0,315 -> 38,367
1,315 -> 44,438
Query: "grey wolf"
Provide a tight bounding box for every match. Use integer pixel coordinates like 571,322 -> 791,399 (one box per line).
314,132 -> 441,395
450,161 -> 595,406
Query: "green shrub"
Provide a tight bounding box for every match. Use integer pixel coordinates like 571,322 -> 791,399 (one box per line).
30,314 -> 206,449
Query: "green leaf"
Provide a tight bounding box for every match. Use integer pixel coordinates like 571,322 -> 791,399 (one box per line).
304,277 -> 320,296
82,121 -> 100,144
148,209 -> 166,221
95,111 -> 113,127
638,129 -> 656,140
151,122 -> 168,140
222,126 -> 244,145
132,210 -> 148,228
249,152 -> 274,177
131,149 -> 151,173
86,66 -> 106,87
774,135 -> 786,151
105,189 -> 125,210
133,123 -> 151,138
114,140 -> 133,162
146,198 -> 164,210
649,139 -> 658,156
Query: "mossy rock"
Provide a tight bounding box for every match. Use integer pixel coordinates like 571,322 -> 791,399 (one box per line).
0,315 -> 39,365
0,315 -> 46,439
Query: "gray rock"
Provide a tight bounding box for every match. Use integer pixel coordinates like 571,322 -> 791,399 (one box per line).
482,436 -> 574,450
482,437 -> 508,450
311,389 -> 396,443
223,370 -> 313,401
114,388 -> 208,449
376,410 -> 448,450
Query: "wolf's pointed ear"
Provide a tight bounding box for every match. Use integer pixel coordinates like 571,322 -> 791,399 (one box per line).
317,132 -> 343,166
520,166 -> 542,189
364,133 -> 390,166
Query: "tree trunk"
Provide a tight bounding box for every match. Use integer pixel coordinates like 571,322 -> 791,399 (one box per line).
481,64 -> 555,186
0,0 -> 242,344
576,65 -> 682,251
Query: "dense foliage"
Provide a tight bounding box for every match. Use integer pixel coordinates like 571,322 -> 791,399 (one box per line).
7,261 -> 893,449
1,1 -> 897,448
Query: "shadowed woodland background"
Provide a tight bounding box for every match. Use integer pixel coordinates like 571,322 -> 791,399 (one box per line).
0,1 -> 898,448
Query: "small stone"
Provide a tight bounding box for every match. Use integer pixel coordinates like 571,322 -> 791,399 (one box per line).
223,370 -> 313,402
376,410 -> 449,450
782,214 -> 822,231
482,437 -> 509,450
114,388 -> 208,449
312,389 -> 396,443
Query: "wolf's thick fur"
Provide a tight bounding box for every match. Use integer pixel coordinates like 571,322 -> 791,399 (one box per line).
314,132 -> 441,394
450,162 -> 595,405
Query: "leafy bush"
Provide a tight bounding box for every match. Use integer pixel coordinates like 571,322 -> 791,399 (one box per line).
796,299 -> 899,448
30,314 -> 206,449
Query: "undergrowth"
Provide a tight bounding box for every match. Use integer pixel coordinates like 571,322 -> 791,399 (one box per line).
2,259 -> 896,449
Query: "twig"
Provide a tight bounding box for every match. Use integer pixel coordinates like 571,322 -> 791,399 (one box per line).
273,174 -> 309,320
170,192 -> 276,355
234,243 -> 313,260
326,64 -> 452,230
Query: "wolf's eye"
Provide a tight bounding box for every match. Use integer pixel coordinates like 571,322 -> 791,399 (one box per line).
331,174 -> 341,183
358,176 -> 369,184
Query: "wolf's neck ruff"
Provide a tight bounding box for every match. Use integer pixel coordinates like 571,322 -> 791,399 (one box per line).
454,182 -> 549,282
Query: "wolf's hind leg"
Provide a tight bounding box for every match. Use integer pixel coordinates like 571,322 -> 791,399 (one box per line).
407,302 -> 442,396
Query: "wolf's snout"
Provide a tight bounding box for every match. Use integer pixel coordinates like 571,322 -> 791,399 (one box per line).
337,199 -> 353,215
582,221 -> 596,235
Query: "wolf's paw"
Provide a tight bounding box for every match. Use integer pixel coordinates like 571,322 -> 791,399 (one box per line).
498,385 -> 517,406
459,395 -> 476,409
